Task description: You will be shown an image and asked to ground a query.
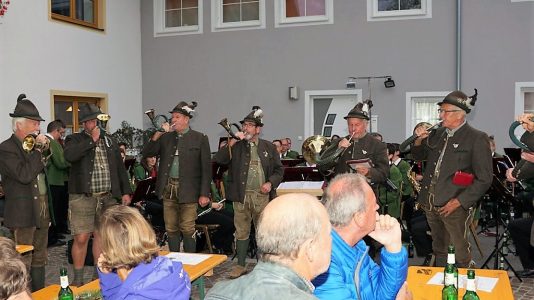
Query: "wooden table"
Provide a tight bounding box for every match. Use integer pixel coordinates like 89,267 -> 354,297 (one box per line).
407,266 -> 514,300
277,188 -> 323,197
16,244 -> 34,254
32,253 -> 227,300
32,281 -> 99,300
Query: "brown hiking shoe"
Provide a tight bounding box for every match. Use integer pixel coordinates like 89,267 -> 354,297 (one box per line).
229,264 -> 247,279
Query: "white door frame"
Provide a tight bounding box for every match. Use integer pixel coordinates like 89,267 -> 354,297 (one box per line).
304,89 -> 362,138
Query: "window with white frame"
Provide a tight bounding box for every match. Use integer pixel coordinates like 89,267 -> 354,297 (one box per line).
154,0 -> 203,37
367,0 -> 432,22
524,92 -> 534,113
211,0 -> 265,32
516,82 -> 534,116
274,0 -> 333,28
405,92 -> 445,137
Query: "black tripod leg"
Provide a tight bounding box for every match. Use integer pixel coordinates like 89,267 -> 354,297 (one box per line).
481,232 -> 505,269
502,254 -> 523,282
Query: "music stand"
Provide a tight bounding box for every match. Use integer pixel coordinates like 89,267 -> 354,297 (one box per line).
124,158 -> 136,174
504,148 -> 521,165
282,166 -> 323,182
281,159 -> 305,167
212,161 -> 228,181
346,158 -> 372,173
480,175 -> 522,281
493,157 -> 511,181
131,177 -> 156,204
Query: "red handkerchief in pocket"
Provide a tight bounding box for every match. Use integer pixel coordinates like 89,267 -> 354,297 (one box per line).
452,171 -> 474,186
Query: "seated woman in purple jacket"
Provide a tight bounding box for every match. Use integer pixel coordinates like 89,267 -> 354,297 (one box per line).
96,205 -> 191,300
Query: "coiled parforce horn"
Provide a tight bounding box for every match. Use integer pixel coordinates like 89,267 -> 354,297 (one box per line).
145,109 -> 170,132
218,118 -> 242,140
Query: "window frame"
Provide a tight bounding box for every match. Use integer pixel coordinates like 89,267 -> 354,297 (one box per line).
515,82 -> 534,117
211,0 -> 265,32
405,91 -> 447,138
49,0 -> 106,31
154,0 -> 204,37
367,0 -> 432,22
51,90 -> 108,134
274,0 -> 334,28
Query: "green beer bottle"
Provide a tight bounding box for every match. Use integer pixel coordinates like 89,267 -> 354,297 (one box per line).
462,269 -> 480,300
58,267 -> 74,300
442,262 -> 458,300
446,244 -> 459,288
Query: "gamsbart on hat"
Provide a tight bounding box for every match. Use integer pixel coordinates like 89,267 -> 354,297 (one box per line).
78,103 -> 103,123
240,106 -> 264,127
344,101 -> 371,121
9,94 -> 45,121
169,101 -> 198,118
437,89 -> 478,114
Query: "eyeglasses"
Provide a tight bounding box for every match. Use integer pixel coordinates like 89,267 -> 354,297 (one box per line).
242,123 -> 257,128
437,109 -> 462,114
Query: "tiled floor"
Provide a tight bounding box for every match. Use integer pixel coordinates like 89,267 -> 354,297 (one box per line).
43,227 -> 534,299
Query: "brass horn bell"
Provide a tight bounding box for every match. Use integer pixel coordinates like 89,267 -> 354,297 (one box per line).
22,134 -> 50,153
301,135 -> 331,166
97,113 -> 111,132
145,109 -> 170,132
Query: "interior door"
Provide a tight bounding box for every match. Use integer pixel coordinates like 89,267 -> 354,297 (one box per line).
312,94 -> 357,138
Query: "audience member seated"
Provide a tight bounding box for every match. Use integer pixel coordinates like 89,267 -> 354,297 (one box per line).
134,156 -> 158,182
285,137 -> 300,157
370,132 -> 383,142
196,182 -> 235,255
118,142 -> 135,161
272,140 -> 283,159
96,205 -> 191,300
377,143 -> 402,219
313,173 -> 408,300
281,138 -> 299,159
0,237 -> 32,300
206,193 -> 332,300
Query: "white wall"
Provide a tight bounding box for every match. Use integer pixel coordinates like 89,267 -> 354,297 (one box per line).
0,0 -> 142,140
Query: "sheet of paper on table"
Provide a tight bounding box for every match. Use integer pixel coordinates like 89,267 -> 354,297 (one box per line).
427,272 -> 499,293
277,181 -> 324,189
166,252 -> 210,265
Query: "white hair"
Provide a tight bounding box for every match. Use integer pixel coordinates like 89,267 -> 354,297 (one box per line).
11,118 -> 26,133
256,196 -> 323,261
323,173 -> 368,227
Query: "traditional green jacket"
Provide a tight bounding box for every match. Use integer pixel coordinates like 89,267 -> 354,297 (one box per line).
282,150 -> 299,159
378,164 -> 402,218
395,159 -> 413,197
45,137 -> 70,186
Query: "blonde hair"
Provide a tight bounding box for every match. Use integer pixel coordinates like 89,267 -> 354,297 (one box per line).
0,237 -> 29,299
97,206 -> 159,270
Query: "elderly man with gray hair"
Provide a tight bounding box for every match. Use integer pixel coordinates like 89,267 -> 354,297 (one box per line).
313,173 -> 409,300
0,94 -> 50,291
206,193 -> 332,300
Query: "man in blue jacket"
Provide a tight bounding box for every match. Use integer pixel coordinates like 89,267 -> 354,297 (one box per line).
313,173 -> 408,300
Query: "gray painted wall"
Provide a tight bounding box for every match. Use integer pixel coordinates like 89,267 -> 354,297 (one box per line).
141,0 -> 533,152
